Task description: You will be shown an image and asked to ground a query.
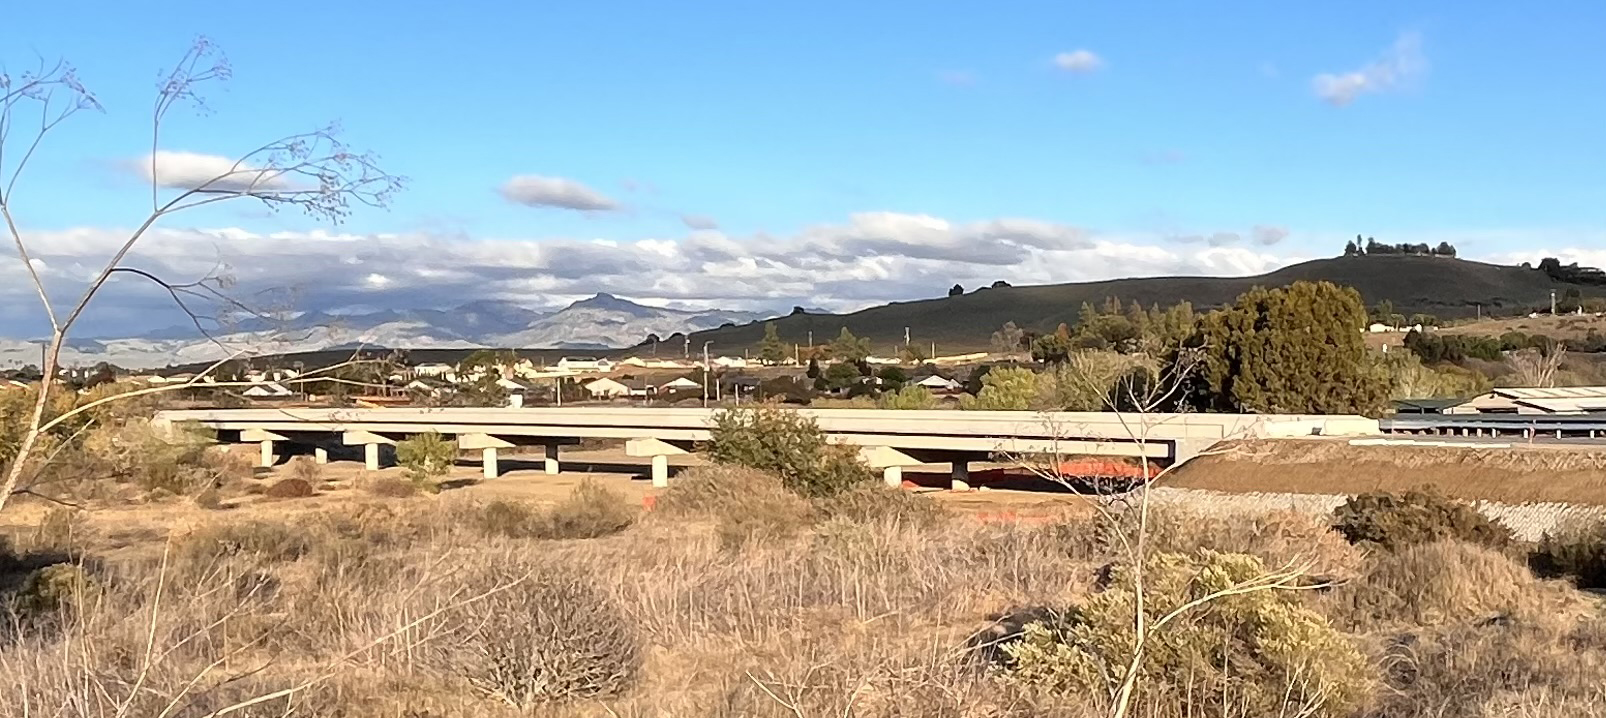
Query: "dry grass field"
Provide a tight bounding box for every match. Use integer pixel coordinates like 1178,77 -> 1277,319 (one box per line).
3,449 -> 1606,717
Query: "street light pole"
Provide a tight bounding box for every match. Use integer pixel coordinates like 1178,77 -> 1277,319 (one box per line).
702,342 -> 712,407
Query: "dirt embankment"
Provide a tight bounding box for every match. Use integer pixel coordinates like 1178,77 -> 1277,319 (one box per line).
1169,440 -> 1606,505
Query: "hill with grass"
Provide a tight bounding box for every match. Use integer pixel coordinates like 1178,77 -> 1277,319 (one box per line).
673,256 -> 1604,354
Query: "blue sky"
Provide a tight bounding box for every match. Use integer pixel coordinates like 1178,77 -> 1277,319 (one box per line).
2,1 -> 1604,336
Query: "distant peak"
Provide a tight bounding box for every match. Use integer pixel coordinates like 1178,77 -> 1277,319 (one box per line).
571,292 -> 639,310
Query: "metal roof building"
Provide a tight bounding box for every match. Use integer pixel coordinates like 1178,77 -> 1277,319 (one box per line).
1443,386 -> 1606,415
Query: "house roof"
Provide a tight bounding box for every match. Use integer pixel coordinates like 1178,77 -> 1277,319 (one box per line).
1492,386 -> 1606,400
1393,398 -> 1467,412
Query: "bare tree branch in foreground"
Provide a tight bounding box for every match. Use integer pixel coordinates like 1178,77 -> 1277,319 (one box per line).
1001,347 -> 1317,718
0,38 -> 404,513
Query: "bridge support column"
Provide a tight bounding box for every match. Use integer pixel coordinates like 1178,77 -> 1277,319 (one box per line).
882,465 -> 902,488
951,461 -> 972,492
1557,429 -> 1564,440
651,455 -> 669,488
314,447 -> 328,465
544,443 -> 560,475
343,431 -> 396,472
626,438 -> 692,488
241,429 -> 286,469
1592,430 -> 1599,439
482,448 -> 499,479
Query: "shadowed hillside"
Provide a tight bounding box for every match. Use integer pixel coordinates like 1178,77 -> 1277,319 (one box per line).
675,256 -> 1601,353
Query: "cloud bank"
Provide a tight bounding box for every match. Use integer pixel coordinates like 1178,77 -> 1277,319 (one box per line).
2,213 -> 1297,337
1313,32 -> 1426,106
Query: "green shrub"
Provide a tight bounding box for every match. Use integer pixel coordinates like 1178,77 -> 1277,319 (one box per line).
876,384 -> 937,410
959,366 -> 1037,410
176,520 -> 312,563
1001,551 -> 1372,717
707,406 -> 870,498
434,561 -> 642,706
396,431 -> 457,483
1332,488 -> 1511,551
1531,520 -> 1606,588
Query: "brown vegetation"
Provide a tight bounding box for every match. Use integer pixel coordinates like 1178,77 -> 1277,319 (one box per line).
1171,440 -> 1606,505
0,471 -> 1600,717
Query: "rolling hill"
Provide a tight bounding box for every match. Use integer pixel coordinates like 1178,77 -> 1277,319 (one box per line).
672,256 -> 1604,354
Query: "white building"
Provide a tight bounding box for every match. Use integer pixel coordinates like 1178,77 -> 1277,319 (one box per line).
414,363 -> 455,377
1444,387 -> 1606,415
557,357 -> 615,373
241,382 -> 294,398
914,374 -> 962,393
584,377 -> 630,398
659,377 -> 701,392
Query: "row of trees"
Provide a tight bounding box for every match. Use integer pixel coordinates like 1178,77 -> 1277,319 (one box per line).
983,282 -> 1396,415
1535,257 -> 1606,286
1343,236 -> 1457,258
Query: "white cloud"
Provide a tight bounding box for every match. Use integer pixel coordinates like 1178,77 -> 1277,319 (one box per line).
140,151 -> 297,192
499,175 -> 619,211
1312,32 -> 1426,106
681,214 -> 720,230
0,213 -> 1307,336
1053,50 -> 1104,74
1252,225 -> 1290,246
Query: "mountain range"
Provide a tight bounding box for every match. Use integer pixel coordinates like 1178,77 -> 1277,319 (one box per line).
0,294 -> 768,369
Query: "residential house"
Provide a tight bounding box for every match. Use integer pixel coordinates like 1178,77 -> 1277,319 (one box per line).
618,357 -> 648,368
405,377 -> 455,398
913,374 -> 962,393
495,377 -> 538,394
241,382 -> 294,398
1444,387 -> 1606,415
659,377 -> 701,393
620,378 -> 658,398
557,357 -> 615,373
413,362 -> 455,378
584,377 -> 631,399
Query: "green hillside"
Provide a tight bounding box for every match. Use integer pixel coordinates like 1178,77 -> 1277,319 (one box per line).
672,256 -> 1602,354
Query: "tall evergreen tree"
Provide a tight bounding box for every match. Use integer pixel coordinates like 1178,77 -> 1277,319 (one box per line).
1197,281 -> 1389,415
757,322 -> 787,364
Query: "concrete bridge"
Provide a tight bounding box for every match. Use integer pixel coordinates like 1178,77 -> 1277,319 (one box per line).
152,407 -> 1379,488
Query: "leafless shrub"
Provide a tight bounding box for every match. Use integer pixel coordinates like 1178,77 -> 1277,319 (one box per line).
263,477 -> 315,499
651,465 -> 814,548
362,474 -> 419,499
1327,540 -> 1578,629
287,455 -> 323,486
426,559 -> 641,707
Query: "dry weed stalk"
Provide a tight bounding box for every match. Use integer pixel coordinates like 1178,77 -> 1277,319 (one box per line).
0,39 -> 403,513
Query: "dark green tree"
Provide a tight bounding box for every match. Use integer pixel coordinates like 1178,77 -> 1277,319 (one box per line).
1196,281 -> 1390,415
823,361 -> 862,390
1030,333 -> 1072,364
828,327 -> 872,362
757,322 -> 787,365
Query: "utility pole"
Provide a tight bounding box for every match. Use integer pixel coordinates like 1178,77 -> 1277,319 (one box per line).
1551,290 -> 1558,315
807,330 -> 813,348
701,342 -> 712,407
904,326 -> 911,347
683,337 -> 690,358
